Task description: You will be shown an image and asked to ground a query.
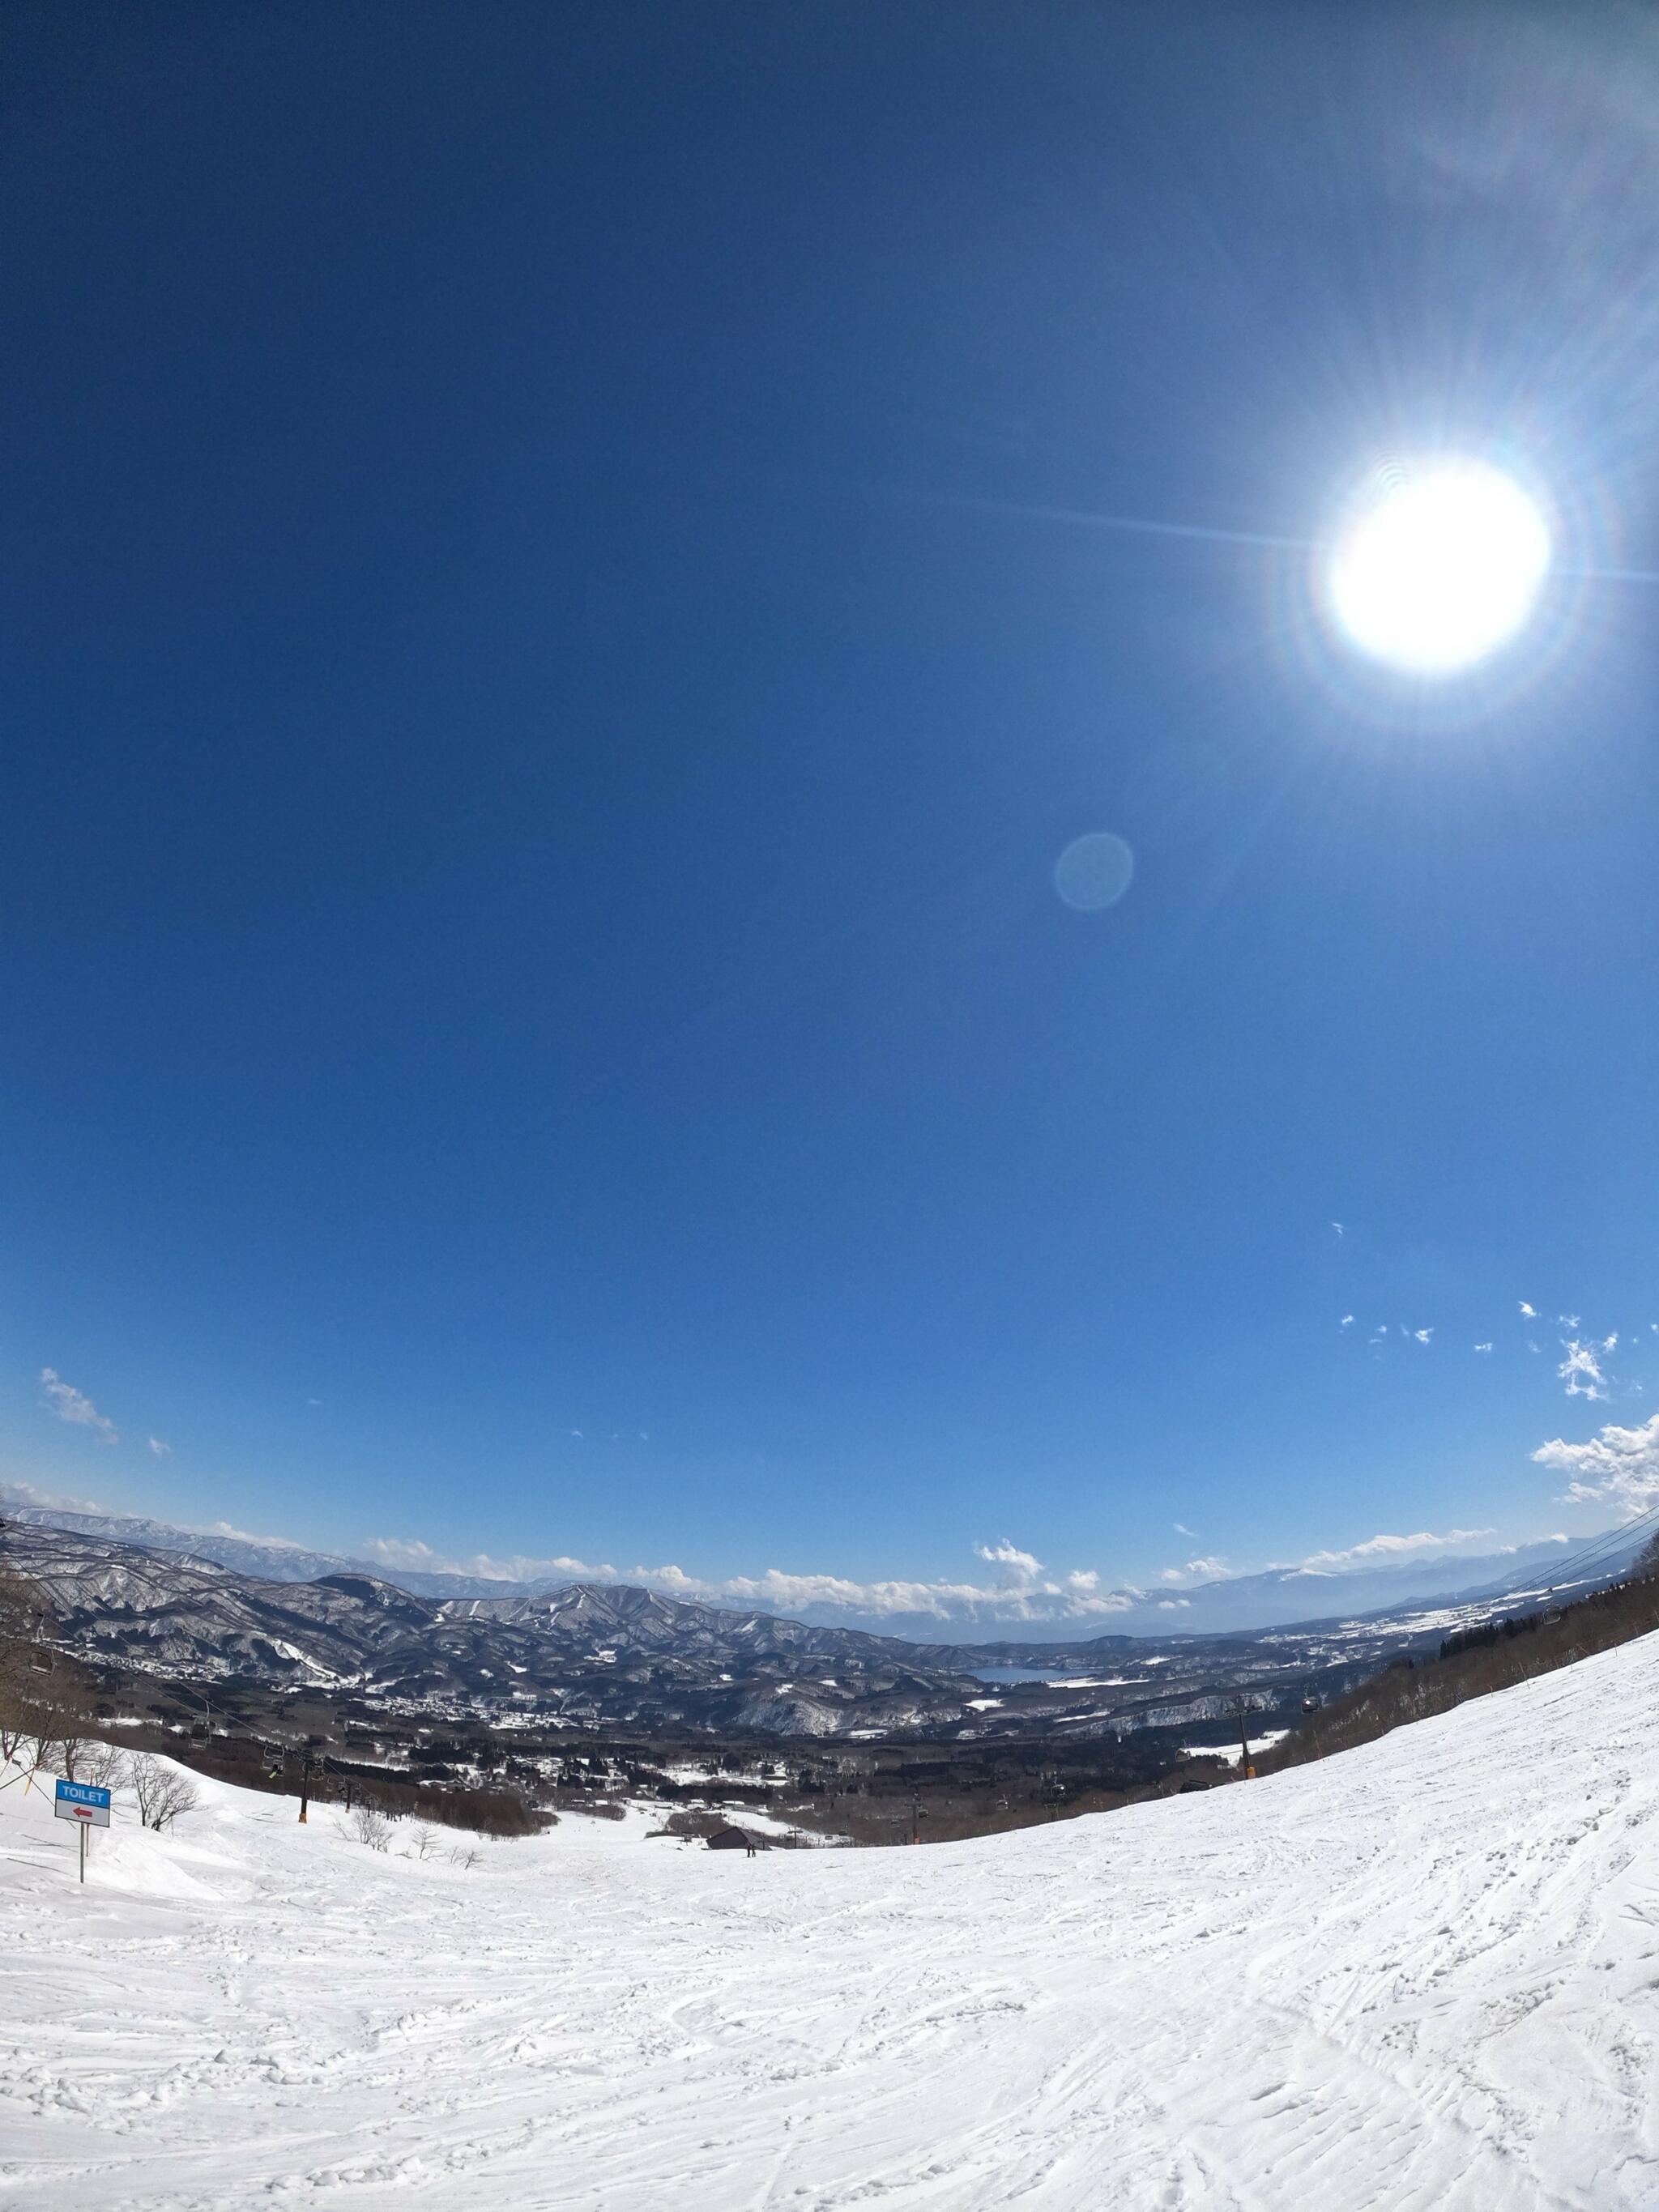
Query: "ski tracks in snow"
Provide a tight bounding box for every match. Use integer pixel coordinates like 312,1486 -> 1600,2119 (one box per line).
4,1636 -> 1659,2207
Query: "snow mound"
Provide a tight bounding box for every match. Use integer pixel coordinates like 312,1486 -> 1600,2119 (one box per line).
4,1634 -> 1659,2207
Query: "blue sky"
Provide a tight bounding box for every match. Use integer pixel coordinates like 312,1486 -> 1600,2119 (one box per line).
5,5 -> 1659,1627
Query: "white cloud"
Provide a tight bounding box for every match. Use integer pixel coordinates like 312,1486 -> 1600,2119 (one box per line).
973,1539 -> 1043,1580
1520,1301 -> 1537,1318
1559,1313 -> 1580,1330
147,1436 -> 170,1457
39,1369 -> 118,1445
1291,1527 -> 1495,1571
0,1477 -> 108,1513
1413,1327 -> 1434,1345
1339,1314 -> 1354,1329
1533,1412 -> 1659,1509
1474,1342 -> 1493,1353
364,1535 -> 614,1585
1602,1332 -> 1618,1353
359,1534 -> 1136,1624
1160,1554 -> 1227,1584
1558,1338 -> 1609,1401
1172,1522 -> 1194,1536
1331,1221 -> 1345,1238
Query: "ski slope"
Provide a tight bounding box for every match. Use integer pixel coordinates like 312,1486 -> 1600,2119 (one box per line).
3,1634 -> 1658,2210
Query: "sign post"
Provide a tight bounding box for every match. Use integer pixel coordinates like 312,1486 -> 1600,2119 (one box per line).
54,1778 -> 112,1883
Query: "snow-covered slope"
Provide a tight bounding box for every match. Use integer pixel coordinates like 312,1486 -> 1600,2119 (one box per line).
3,1629 -> 1657,2206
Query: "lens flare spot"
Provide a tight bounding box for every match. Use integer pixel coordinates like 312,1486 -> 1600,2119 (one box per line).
1055,832 -> 1134,910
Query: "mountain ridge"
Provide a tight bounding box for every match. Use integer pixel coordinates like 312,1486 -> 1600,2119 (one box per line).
0,1494 -> 1614,1639
5,1513 -> 1642,1744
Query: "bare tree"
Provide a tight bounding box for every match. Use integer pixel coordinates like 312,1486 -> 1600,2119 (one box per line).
16,1681 -> 96,1784
408,1822 -> 438,1861
0,1681 -> 39,1775
53,1697 -> 94,1786
78,1741 -> 130,1791
0,1565 -> 114,1809
129,1753 -> 201,1830
349,1805 -> 391,1852
151,1770 -> 200,1829
0,1561 -> 52,1770
129,1752 -> 165,1824
1636,1530 -> 1659,1579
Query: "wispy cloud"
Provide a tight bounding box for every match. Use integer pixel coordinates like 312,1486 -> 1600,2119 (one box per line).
973,1538 -> 1043,1579
147,1436 -> 170,1457
1331,1221 -> 1345,1239
1474,1341 -> 1493,1353
1533,1412 -> 1659,1509
39,1369 -> 118,1445
1158,1554 -> 1227,1584
1339,1313 -> 1354,1329
1520,1301 -> 1537,1319
363,1536 -> 602,1582
0,1477 -> 108,1513
1290,1527 -> 1495,1572
1413,1327 -> 1434,1345
1558,1338 -> 1610,1401
360,1535 -> 1137,1623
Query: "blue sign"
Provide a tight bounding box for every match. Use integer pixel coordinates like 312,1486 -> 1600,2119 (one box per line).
54,1777 -> 112,1827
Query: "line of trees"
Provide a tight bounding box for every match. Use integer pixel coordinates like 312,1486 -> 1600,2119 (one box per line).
315,1767 -> 548,1836
1260,1532 -> 1659,1775
1,1556 -> 200,1826
0,1556 -> 87,1776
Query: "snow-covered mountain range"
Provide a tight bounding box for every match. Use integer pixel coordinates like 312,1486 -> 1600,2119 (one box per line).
3,1524 -> 979,1737
0,1494 -> 1619,1634
4,1503 -> 1640,1740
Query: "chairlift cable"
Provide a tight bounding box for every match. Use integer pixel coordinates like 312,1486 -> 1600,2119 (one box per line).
1543,1501 -> 1659,1579
1532,1502 -> 1659,1594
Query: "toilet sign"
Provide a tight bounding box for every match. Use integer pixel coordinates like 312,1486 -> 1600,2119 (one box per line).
55,1777 -> 111,1884
55,1778 -> 112,1827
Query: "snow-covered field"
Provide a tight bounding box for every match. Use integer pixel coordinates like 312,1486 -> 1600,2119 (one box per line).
4,1635 -> 1659,2210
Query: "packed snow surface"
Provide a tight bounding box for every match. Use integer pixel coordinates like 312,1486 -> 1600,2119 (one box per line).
5,1634 -> 1659,2208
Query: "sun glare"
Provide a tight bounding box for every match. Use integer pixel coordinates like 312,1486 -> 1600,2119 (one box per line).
1326,460 -> 1550,676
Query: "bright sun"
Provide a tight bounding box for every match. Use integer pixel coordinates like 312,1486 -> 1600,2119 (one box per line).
1326,460 -> 1550,675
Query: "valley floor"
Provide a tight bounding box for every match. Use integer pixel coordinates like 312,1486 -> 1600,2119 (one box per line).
3,1633 -> 1659,2209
